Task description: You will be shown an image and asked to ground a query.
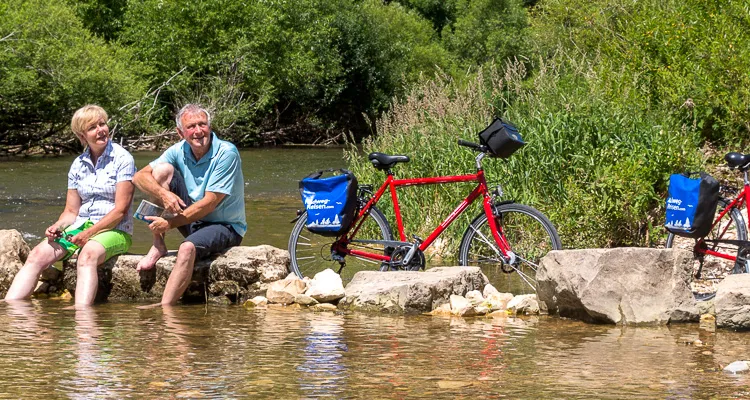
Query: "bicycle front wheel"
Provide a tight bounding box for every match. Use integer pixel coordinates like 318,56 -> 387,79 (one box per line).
288,206 -> 393,284
458,203 -> 562,295
666,199 -> 748,301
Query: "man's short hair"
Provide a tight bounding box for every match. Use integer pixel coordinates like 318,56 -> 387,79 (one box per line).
175,104 -> 211,131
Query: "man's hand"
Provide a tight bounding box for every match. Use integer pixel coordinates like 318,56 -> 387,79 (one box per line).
146,216 -> 171,235
160,191 -> 186,215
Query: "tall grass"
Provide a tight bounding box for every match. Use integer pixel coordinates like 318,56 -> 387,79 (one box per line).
345,55 -> 703,256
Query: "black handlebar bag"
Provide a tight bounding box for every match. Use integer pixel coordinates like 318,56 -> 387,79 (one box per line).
478,118 -> 526,158
299,169 -> 358,237
664,172 -> 719,238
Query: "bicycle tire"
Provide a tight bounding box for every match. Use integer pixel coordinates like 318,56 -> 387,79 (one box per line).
458,203 -> 562,295
288,205 -> 393,284
666,198 -> 748,301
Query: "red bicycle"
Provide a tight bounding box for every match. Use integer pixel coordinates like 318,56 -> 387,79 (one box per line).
666,152 -> 750,300
288,139 -> 562,294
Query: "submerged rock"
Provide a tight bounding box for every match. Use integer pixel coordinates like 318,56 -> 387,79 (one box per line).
339,266 -> 489,314
537,248 -> 699,324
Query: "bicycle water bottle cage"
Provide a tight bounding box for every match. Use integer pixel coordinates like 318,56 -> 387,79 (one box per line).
368,153 -> 410,171
725,152 -> 750,171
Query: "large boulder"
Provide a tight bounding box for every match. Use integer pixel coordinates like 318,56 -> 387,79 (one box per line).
339,266 -> 489,314
63,245 -> 289,303
715,274 -> 750,330
537,248 -> 699,324
0,230 -> 31,297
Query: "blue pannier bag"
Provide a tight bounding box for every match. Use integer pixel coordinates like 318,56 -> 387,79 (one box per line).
665,172 -> 719,238
299,169 -> 358,236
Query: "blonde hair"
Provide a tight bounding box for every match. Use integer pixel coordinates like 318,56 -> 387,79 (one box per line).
71,105 -> 108,144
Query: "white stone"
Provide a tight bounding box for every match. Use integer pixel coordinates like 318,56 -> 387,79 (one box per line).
724,361 -> 750,374
450,295 -> 475,316
305,268 -> 345,303
507,294 -> 540,315
483,284 -> 500,298
266,279 -> 306,304
465,290 -> 484,306
486,292 -> 514,311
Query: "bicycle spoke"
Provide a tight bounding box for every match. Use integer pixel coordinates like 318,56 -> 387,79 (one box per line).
469,224 -> 502,256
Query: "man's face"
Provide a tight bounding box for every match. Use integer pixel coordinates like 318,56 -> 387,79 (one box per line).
177,111 -> 211,157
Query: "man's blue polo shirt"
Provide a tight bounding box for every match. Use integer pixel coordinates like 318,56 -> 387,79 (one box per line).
150,132 -> 247,237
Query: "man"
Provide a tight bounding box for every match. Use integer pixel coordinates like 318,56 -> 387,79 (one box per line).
133,104 -> 246,306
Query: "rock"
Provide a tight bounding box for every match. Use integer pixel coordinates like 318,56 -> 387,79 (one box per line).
294,293 -> 319,306
244,296 -> 268,308
488,310 -> 509,318
715,274 -> 750,330
464,290 -> 484,306
537,248 -> 699,324
697,298 -> 715,316
305,269 -> 345,303
724,361 -> 750,374
507,294 -> 540,315
483,284 -> 500,298
474,304 -> 491,315
266,278 -> 306,305
486,292 -> 514,311
450,295 -> 475,316
0,230 -> 31,297
62,245 -> 289,302
310,303 -> 338,312
428,303 -> 453,316
339,266 -> 489,314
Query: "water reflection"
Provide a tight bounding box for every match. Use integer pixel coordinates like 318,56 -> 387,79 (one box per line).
2,302 -> 750,398
297,313 -> 347,398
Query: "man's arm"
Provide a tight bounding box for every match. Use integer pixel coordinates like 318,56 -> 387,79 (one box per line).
145,191 -> 226,235
133,165 -> 185,214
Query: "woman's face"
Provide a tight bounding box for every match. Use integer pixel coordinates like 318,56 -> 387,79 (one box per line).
80,117 -> 110,150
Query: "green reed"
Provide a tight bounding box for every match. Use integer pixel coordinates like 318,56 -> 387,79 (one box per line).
345,58 -> 703,256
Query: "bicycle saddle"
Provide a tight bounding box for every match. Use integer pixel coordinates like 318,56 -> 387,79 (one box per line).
725,152 -> 750,170
368,152 -> 410,170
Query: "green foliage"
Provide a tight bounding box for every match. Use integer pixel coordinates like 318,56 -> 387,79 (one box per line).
442,0 -> 530,66
120,0 -> 453,144
531,0 -> 750,146
66,0 -> 127,42
0,0 -> 147,152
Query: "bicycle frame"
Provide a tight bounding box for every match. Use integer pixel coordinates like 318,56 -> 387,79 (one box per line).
698,170 -> 750,262
334,155 -> 511,263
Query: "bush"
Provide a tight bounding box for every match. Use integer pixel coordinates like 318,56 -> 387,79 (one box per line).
0,0 -> 147,153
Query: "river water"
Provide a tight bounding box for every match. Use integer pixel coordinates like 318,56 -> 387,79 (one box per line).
1,149 -> 750,398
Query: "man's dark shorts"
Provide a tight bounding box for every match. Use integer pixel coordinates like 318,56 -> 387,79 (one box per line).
170,170 -> 243,260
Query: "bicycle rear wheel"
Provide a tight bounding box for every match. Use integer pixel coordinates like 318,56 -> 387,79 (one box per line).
288,205 -> 393,284
665,199 -> 748,301
458,203 -> 562,295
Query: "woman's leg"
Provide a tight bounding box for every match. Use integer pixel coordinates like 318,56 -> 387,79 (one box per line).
74,241 -> 107,307
5,240 -> 67,300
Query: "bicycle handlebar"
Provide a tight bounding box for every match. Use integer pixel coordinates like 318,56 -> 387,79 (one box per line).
457,139 -> 487,152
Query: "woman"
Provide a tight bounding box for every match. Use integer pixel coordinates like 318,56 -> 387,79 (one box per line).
4,105 -> 135,307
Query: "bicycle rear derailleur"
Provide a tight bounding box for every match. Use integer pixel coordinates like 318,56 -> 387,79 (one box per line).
381,244 -> 425,271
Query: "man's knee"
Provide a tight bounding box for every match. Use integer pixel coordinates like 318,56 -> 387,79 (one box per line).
151,163 -> 175,187
176,241 -> 197,265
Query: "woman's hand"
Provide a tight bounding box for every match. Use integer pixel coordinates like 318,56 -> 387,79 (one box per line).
146,216 -> 170,235
69,229 -> 94,247
45,224 -> 64,241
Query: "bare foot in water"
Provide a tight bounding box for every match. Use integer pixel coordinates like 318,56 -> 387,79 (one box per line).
136,303 -> 163,310
137,243 -> 167,271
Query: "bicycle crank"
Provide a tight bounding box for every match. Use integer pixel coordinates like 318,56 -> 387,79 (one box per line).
381,246 -> 425,271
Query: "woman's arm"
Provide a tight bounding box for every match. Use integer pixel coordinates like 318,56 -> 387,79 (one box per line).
45,189 -> 82,240
69,181 -> 134,246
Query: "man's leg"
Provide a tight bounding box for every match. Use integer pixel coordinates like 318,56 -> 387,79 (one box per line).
5,240 -> 67,300
159,223 -> 242,306
137,164 -> 191,271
